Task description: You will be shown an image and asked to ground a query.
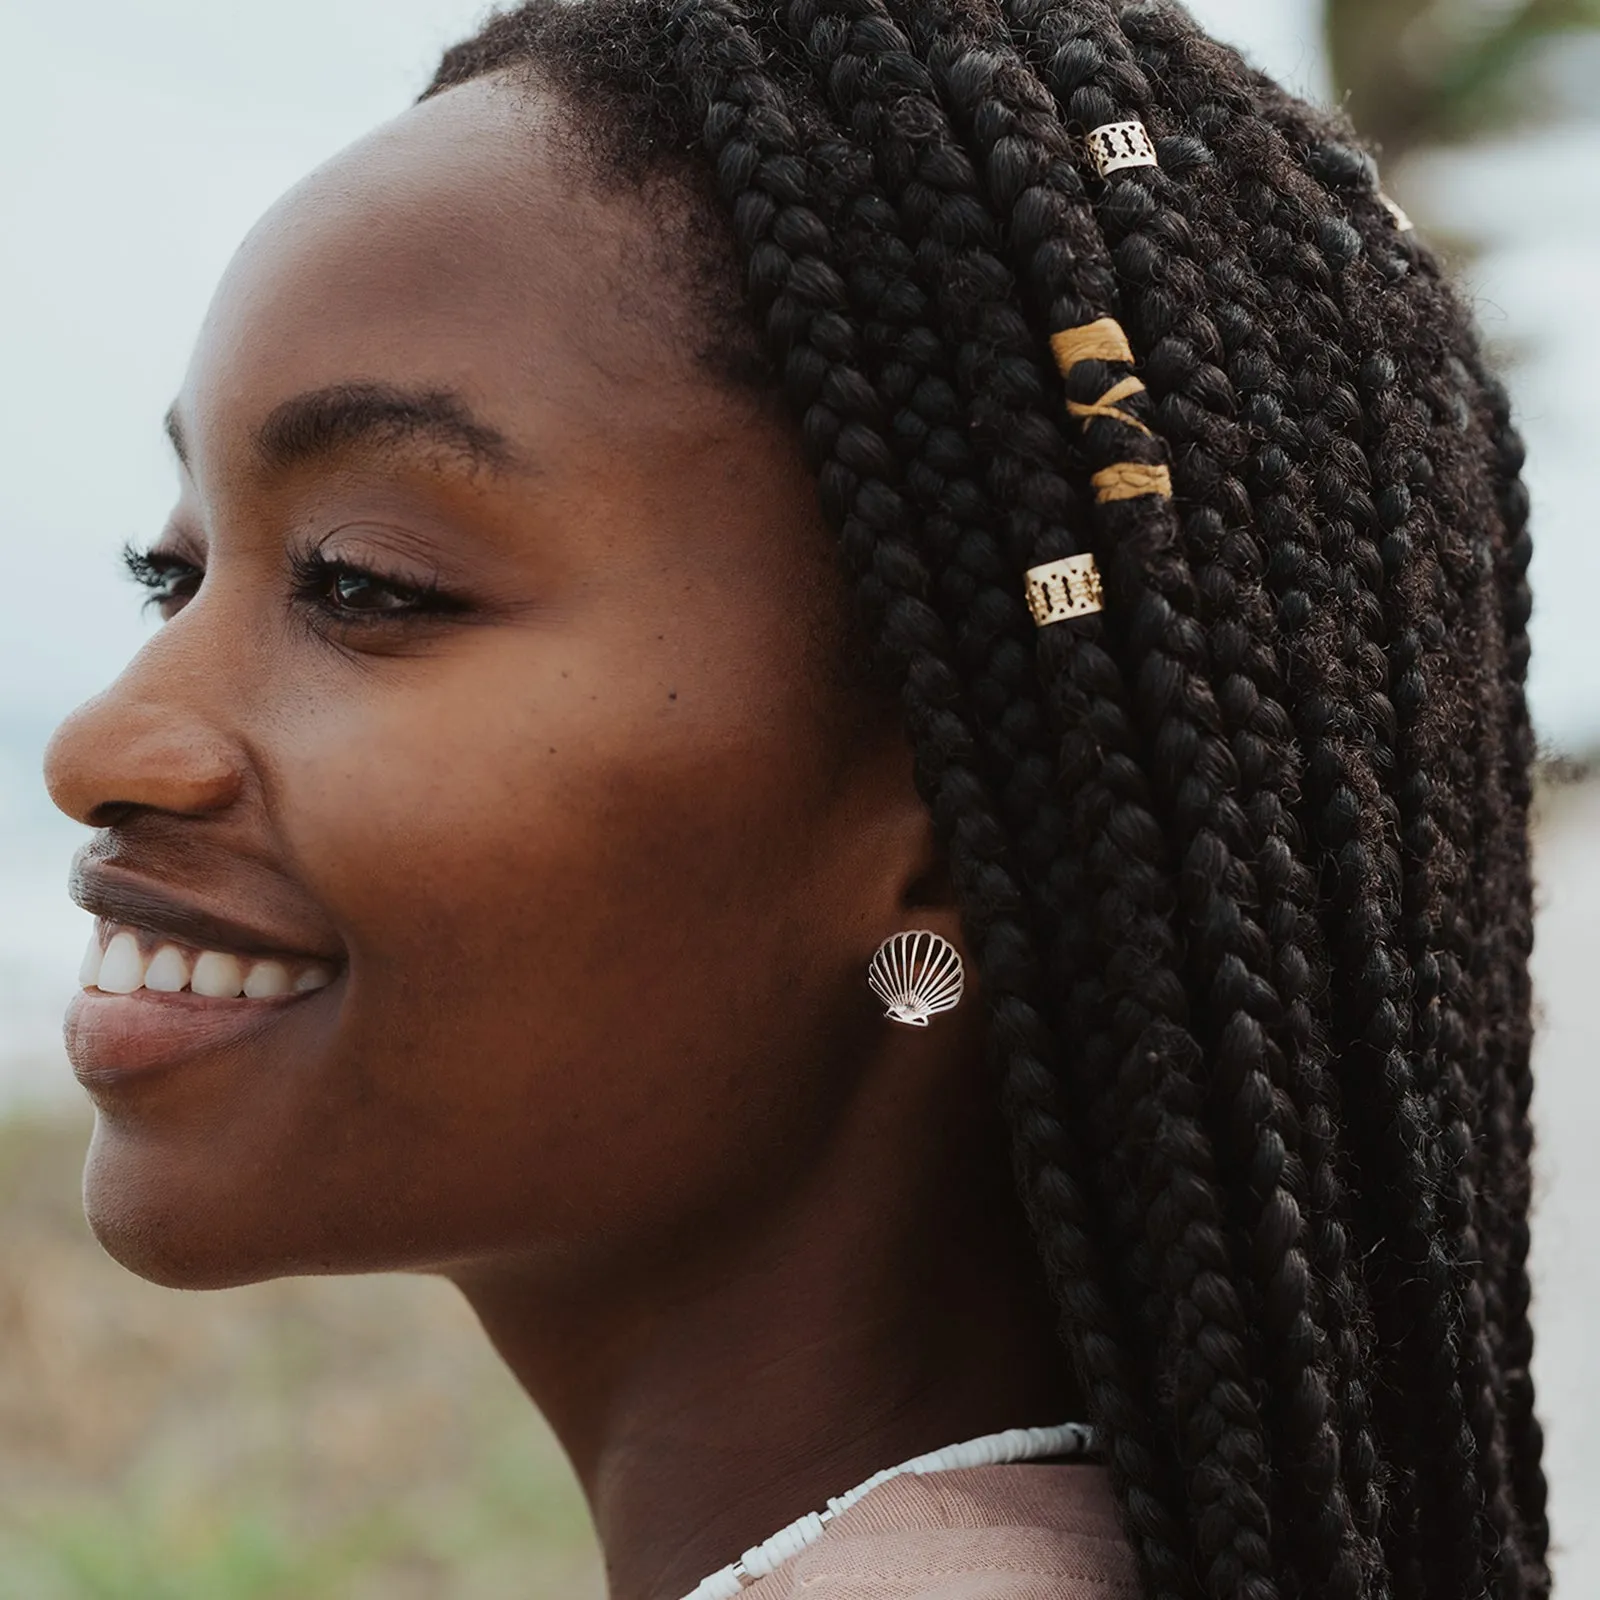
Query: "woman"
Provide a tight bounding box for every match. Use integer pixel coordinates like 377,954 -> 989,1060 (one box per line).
42,1 -> 1546,1596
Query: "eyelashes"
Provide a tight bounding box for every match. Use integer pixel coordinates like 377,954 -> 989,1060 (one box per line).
123,542 -> 470,626
123,542 -> 201,612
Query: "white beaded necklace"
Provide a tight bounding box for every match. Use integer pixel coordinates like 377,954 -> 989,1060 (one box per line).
679,1420 -> 1097,1600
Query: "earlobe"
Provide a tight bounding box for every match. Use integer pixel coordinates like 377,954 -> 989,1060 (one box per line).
901,840 -> 957,914
855,729 -> 954,916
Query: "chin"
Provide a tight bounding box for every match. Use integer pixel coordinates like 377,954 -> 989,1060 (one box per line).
81,1120 -> 315,1291
84,1202 -> 275,1292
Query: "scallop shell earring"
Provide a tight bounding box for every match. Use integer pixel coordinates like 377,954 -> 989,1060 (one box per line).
867,931 -> 965,1027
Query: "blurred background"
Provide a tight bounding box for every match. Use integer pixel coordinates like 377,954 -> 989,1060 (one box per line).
0,0 -> 1595,1594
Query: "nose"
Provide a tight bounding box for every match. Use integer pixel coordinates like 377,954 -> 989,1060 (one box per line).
44,642 -> 246,828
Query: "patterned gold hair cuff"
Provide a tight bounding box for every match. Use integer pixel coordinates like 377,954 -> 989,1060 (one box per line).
1026,553 -> 1104,626
1087,121 -> 1158,178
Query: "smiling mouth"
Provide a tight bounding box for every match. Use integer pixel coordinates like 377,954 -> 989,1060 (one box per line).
80,921 -> 339,1002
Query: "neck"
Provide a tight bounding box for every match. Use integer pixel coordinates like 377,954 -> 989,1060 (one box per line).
450,1065 -> 1080,1600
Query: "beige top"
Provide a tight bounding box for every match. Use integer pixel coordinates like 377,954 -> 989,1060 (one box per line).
737,1463 -> 1139,1598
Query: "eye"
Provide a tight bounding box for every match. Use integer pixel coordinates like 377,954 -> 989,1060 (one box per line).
289,550 -> 466,623
123,543 -> 202,618
325,564 -> 419,614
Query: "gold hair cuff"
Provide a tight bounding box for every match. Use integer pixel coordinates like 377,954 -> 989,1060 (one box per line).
1092,462 -> 1173,503
1087,121 -> 1158,178
1026,553 -> 1104,626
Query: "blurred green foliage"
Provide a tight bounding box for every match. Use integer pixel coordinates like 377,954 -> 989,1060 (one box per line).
1328,0 -> 1600,158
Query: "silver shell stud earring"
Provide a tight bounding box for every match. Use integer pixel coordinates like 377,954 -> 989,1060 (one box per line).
867,930 -> 965,1027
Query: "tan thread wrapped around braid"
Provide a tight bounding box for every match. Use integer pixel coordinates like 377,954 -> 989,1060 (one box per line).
1051,319 -> 1168,495
1050,317 -> 1135,368
1068,376 -> 1153,436
1090,462 -> 1173,502
1053,319 -> 1152,433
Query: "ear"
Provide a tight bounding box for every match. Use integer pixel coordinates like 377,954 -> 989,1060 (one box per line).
823,724 -> 991,1071
827,717 -> 967,963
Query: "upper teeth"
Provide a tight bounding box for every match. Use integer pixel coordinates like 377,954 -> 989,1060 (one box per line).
81,926 -> 335,1000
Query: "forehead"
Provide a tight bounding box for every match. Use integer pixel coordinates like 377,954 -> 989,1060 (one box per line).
182,76 -> 706,456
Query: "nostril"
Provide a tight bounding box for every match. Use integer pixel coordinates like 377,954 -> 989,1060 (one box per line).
86,800 -> 145,830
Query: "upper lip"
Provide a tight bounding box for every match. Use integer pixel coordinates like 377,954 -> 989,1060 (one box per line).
71,860 -> 345,965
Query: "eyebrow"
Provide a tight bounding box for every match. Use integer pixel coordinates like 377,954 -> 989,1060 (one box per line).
163,383 -> 520,478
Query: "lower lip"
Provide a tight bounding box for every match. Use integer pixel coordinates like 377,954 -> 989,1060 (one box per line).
65,984 -> 337,1084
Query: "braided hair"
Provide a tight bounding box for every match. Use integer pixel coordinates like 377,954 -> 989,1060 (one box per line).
424,3 -> 1547,1595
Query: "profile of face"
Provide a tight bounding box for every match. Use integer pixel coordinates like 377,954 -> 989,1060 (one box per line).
42,74 -> 1008,1311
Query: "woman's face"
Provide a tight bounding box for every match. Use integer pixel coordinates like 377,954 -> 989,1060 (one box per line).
44,76 -> 946,1290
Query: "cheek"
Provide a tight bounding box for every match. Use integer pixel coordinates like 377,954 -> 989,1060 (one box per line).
264,638 -> 858,1255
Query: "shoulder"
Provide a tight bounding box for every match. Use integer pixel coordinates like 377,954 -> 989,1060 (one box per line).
751,1463 -> 1140,1599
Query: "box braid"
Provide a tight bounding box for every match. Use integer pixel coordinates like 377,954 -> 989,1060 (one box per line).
1467,358 -> 1548,1573
424,3 -> 1547,1596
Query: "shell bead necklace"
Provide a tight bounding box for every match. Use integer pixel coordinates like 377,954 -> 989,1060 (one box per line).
679,1421 -> 1097,1599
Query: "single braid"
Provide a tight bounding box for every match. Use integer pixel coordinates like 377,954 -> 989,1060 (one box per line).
1468,359 -> 1548,1589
